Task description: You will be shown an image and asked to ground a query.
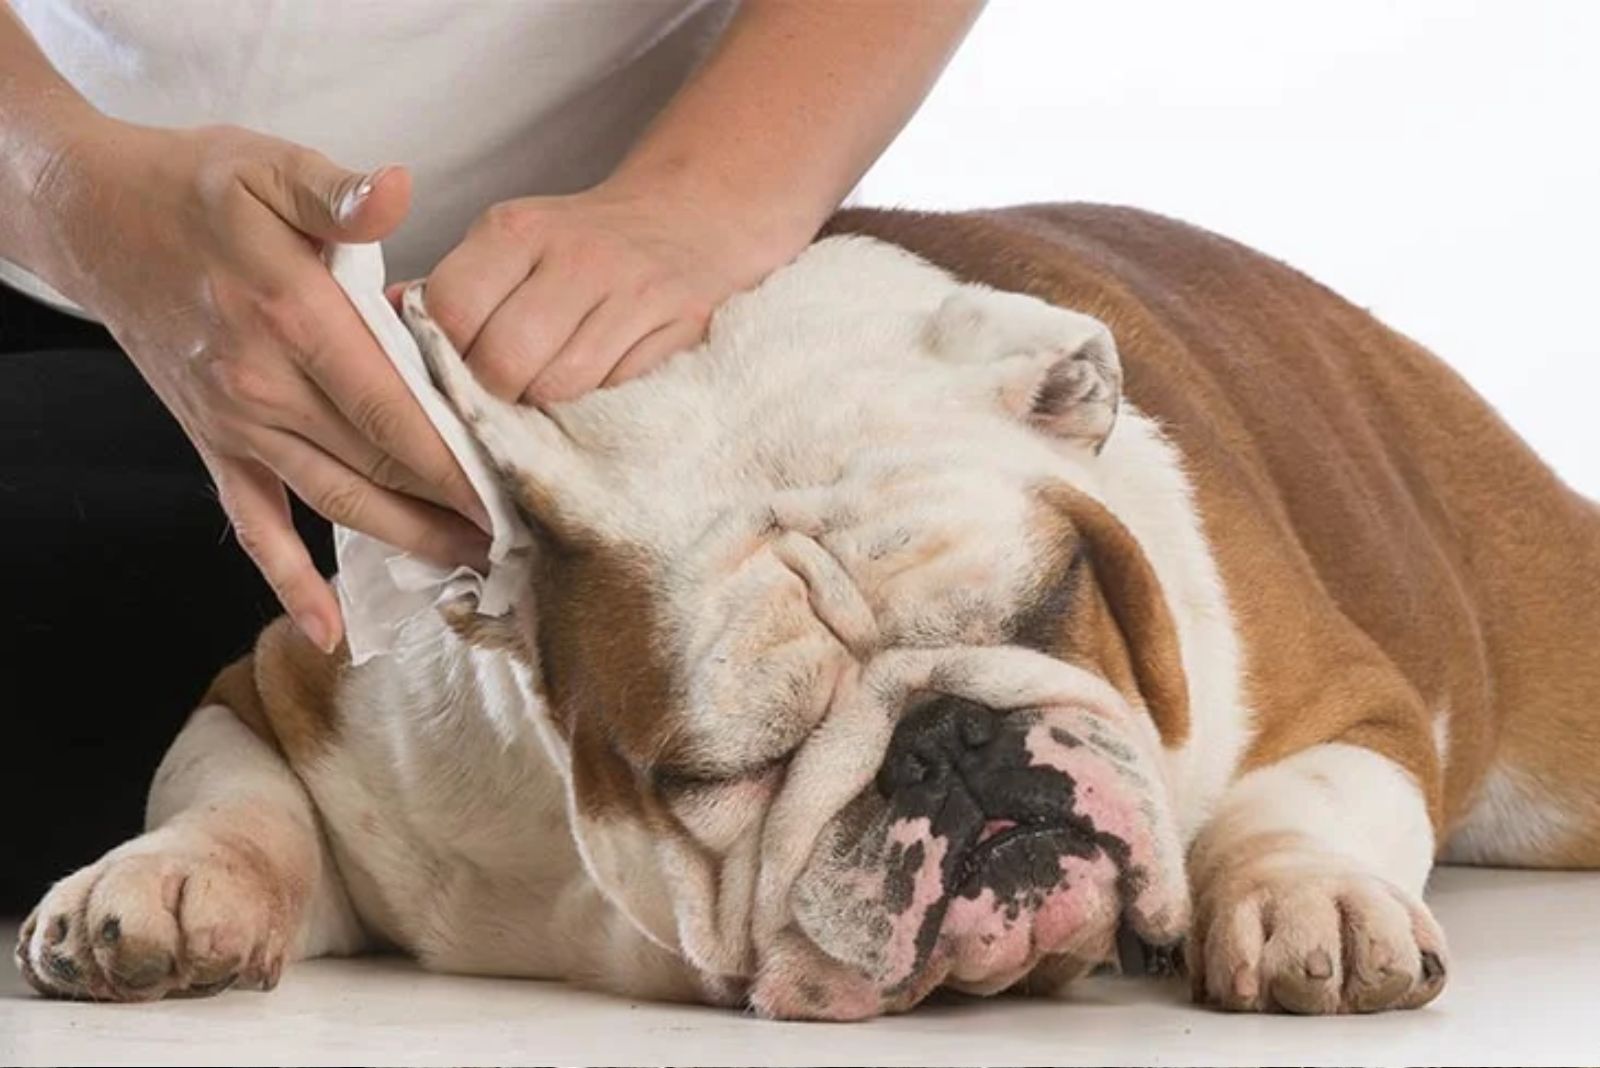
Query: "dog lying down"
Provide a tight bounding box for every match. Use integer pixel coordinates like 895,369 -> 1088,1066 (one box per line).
18,204 -> 1600,1020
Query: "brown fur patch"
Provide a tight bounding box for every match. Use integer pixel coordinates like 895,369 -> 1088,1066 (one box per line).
201,654 -> 274,750
532,542 -> 678,819
1017,484 -> 1192,746
439,596 -> 532,664
201,617 -> 345,766
826,204 -> 1600,855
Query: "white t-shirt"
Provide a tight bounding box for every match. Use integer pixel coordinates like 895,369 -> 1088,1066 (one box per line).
1,0 -> 735,315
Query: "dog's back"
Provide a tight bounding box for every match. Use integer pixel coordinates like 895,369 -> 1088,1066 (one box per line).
828,203 -> 1600,858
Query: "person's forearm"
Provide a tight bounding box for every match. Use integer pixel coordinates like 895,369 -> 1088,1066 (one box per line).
0,3 -> 104,276
606,0 -> 982,261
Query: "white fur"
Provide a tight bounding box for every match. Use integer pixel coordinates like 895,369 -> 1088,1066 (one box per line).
1200,742 -> 1435,896
27,235 -> 1258,1008
1442,762 -> 1582,866
151,705 -> 367,960
400,236 -> 1257,982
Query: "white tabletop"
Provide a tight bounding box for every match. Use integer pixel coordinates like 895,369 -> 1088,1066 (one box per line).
3,866 -> 1595,1067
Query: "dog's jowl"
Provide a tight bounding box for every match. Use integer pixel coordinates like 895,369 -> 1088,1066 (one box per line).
18,205 -> 1600,1019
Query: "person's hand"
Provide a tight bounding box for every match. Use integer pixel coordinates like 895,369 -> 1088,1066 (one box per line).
35,119 -> 490,653
418,180 -> 796,405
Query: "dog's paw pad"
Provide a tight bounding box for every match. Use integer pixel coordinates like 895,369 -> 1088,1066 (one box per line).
17,829 -> 288,1002
1193,854 -> 1447,1014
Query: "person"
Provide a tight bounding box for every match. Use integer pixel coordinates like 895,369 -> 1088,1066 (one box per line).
0,0 -> 982,912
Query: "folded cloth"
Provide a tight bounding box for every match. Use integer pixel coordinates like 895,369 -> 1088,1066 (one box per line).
325,243 -> 532,665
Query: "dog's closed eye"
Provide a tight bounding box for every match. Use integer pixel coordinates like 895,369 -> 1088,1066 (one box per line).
656,759 -> 787,851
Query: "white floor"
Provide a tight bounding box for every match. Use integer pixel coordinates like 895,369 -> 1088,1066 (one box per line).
2,866 -> 1596,1067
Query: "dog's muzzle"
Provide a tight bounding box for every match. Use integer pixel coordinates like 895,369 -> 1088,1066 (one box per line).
763,693 -> 1174,1019
875,693 -> 1128,914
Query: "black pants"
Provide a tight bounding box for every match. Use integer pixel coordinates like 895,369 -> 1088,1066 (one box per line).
0,286 -> 333,913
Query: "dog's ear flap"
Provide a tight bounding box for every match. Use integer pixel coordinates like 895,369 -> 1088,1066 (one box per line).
1047,485 -> 1190,747
926,287 -> 1123,452
401,283 -> 618,549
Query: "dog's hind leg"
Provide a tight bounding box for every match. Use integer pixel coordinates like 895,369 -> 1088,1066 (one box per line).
1438,498 -> 1600,870
15,687 -> 364,1001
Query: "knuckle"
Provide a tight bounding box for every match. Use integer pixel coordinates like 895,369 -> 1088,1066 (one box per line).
529,366 -> 585,405
348,390 -> 406,448
421,288 -> 472,345
682,298 -> 715,327
205,354 -> 280,412
252,289 -> 318,353
363,450 -> 407,492
192,128 -> 276,209
472,354 -> 527,400
316,480 -> 368,527
562,238 -> 616,280
225,511 -> 272,566
480,200 -> 539,242
631,271 -> 673,303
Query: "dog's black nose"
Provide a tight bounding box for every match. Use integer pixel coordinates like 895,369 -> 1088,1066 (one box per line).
876,695 -> 998,798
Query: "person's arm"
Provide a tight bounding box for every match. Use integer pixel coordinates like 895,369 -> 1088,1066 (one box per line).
617,0 -> 984,277
0,5 -> 487,654
0,2 -> 97,275
424,0 -> 983,405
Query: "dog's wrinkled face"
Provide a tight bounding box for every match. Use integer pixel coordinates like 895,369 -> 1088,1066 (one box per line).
406,237 -> 1191,1018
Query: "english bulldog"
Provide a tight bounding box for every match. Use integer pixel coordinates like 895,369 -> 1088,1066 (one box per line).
17,205 -> 1600,1019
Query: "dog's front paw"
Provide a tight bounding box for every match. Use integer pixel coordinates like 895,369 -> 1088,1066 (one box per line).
1191,847 -> 1447,1014
16,826 -> 293,1001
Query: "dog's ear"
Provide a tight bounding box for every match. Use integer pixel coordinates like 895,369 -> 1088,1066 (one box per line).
402,283 -> 620,549
1045,484 -> 1190,747
926,287 -> 1122,453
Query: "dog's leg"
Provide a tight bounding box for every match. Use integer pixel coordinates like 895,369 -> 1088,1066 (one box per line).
1188,741 -> 1448,1014
15,704 -> 364,1000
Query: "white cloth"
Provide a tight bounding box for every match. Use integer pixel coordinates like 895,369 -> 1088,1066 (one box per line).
1,0 -> 734,313
325,242 -> 532,665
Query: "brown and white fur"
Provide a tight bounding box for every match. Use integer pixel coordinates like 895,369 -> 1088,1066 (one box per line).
17,205 -> 1600,1019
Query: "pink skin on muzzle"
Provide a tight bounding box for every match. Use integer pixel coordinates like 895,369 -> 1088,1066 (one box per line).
758,705 -> 1186,1020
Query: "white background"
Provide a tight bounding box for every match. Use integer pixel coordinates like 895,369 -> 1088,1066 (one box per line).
859,0 -> 1600,495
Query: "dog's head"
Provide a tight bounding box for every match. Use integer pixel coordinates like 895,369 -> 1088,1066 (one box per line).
405,236 -> 1190,1018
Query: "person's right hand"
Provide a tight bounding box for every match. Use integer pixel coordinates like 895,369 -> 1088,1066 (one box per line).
33,119 -> 490,653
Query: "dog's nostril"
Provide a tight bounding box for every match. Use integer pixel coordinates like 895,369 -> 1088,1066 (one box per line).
876,750 -> 930,797
957,706 -> 997,749
878,695 -> 999,798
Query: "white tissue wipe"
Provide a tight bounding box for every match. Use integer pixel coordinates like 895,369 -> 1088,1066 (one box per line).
325,242 -> 532,666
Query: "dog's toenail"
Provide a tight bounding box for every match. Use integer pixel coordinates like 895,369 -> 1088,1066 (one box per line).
1304,948 -> 1334,980
99,917 -> 121,945
186,973 -> 239,997
44,953 -> 80,982
50,916 -> 68,943
1420,950 -> 1445,982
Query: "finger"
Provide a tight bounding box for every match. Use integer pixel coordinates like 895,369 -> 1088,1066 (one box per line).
254,427 -> 489,571
522,293 -> 672,406
241,149 -> 411,244
267,372 -> 464,513
425,211 -> 544,354
209,453 -> 342,653
601,318 -> 707,390
280,266 -> 491,530
466,263 -> 604,402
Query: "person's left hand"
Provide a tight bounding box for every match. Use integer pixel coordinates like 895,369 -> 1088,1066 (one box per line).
415,181 -> 795,406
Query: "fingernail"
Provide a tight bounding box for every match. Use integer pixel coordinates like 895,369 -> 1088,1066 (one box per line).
298,613 -> 334,654
337,166 -> 390,225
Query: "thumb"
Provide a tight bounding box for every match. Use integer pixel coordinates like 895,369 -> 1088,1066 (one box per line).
253,151 -> 412,244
